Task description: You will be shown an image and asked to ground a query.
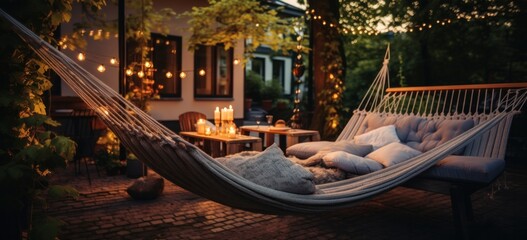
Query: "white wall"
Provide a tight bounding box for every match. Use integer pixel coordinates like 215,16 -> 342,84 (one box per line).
61,0 -> 245,121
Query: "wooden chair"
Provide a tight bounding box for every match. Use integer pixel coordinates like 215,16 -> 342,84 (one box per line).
179,111 -> 208,150
178,111 -> 207,132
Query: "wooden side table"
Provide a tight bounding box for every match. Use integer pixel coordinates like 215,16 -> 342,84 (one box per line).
239,126 -> 320,151
179,131 -> 262,157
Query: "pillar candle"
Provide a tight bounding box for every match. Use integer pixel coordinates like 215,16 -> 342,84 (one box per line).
196,118 -> 206,134
214,107 -> 220,122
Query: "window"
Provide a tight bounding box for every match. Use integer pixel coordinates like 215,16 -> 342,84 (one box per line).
272,59 -> 285,91
251,57 -> 266,80
150,33 -> 182,98
194,44 -> 234,98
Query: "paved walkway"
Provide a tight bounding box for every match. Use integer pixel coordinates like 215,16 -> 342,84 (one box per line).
43,161 -> 527,240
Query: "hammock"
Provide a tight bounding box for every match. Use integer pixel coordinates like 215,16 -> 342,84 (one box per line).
2,9 -> 526,214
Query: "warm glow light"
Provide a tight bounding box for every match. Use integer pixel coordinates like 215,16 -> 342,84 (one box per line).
179,72 -> 187,79
233,58 -> 240,65
165,71 -> 173,78
110,57 -> 118,65
77,52 -> 85,61
144,61 -> 152,68
126,69 -> 133,76
199,69 -> 206,76
97,64 -> 106,73
137,71 -> 145,78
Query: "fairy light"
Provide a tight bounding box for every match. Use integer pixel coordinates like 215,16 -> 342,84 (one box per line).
126,69 -> 134,76
233,58 -> 240,65
110,57 -> 118,65
97,64 -> 106,73
144,61 -> 152,68
179,72 -> 187,79
198,69 -> 206,76
77,52 -> 85,61
165,71 -> 173,78
137,71 -> 145,78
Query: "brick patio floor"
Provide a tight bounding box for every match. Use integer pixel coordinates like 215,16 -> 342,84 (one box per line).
42,160 -> 527,240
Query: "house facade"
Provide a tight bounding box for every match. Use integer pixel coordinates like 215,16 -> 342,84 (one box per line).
58,0 -> 303,129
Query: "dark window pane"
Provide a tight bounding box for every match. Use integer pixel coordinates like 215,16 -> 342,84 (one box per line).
194,44 -> 233,98
272,59 -> 285,90
151,33 -> 182,98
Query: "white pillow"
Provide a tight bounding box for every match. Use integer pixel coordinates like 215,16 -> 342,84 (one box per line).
366,142 -> 422,167
354,125 -> 400,150
322,151 -> 383,175
285,141 -> 334,159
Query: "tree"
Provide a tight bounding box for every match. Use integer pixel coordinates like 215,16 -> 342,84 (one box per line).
0,0 -> 105,238
182,0 -> 300,58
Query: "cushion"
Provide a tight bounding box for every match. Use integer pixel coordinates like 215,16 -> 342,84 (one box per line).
353,113 -> 424,142
298,141 -> 373,167
285,141 -> 334,159
322,151 -> 383,175
354,125 -> 400,150
216,144 -> 316,194
422,155 -> 505,184
366,142 -> 422,167
406,119 -> 474,153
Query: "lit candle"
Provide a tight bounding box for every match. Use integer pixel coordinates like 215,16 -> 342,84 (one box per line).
205,127 -> 211,136
214,107 -> 220,122
228,126 -> 236,138
221,107 -> 227,122
196,118 -> 206,134
228,105 -> 234,121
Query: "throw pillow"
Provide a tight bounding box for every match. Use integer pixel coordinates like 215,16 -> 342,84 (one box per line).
354,125 -> 400,150
299,141 -> 373,167
366,142 -> 422,167
322,151 -> 383,175
216,144 -> 316,194
285,141 -> 334,159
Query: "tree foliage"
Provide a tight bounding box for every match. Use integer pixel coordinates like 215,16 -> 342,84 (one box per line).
0,0 -> 104,238
182,0 -> 300,57
334,0 -> 527,120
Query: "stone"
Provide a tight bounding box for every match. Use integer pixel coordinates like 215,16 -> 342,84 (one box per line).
126,175 -> 164,200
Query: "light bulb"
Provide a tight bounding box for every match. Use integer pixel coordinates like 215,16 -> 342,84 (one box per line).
77,53 -> 85,61
144,61 -> 152,68
137,71 -> 145,78
199,69 -> 206,76
166,71 -> 173,78
179,72 -> 187,79
126,69 -> 133,76
110,57 -> 118,65
233,58 -> 240,65
97,64 -> 106,73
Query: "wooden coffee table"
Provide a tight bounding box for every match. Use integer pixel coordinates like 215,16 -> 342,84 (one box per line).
239,126 -> 320,151
179,131 -> 262,157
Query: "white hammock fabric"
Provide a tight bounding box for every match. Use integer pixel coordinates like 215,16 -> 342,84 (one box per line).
2,9 -> 526,214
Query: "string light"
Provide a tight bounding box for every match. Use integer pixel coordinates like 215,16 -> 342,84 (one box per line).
77,52 -> 85,61
126,69 -> 134,76
110,57 -> 118,65
144,61 -> 152,68
233,58 -> 240,65
165,71 -> 173,78
306,7 -> 508,36
179,72 -> 187,79
97,64 -> 106,73
137,71 -> 145,78
198,69 -> 206,76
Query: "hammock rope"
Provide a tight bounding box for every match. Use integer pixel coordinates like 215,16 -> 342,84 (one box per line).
2,9 -> 526,214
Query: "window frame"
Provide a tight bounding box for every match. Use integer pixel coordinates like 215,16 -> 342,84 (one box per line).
193,44 -> 234,99
150,33 -> 183,99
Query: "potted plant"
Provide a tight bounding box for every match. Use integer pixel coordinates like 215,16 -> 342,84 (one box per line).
260,79 -> 283,111
94,129 -> 123,176
245,71 -> 264,112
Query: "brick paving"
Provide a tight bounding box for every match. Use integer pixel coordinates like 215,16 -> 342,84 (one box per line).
42,161 -> 527,240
